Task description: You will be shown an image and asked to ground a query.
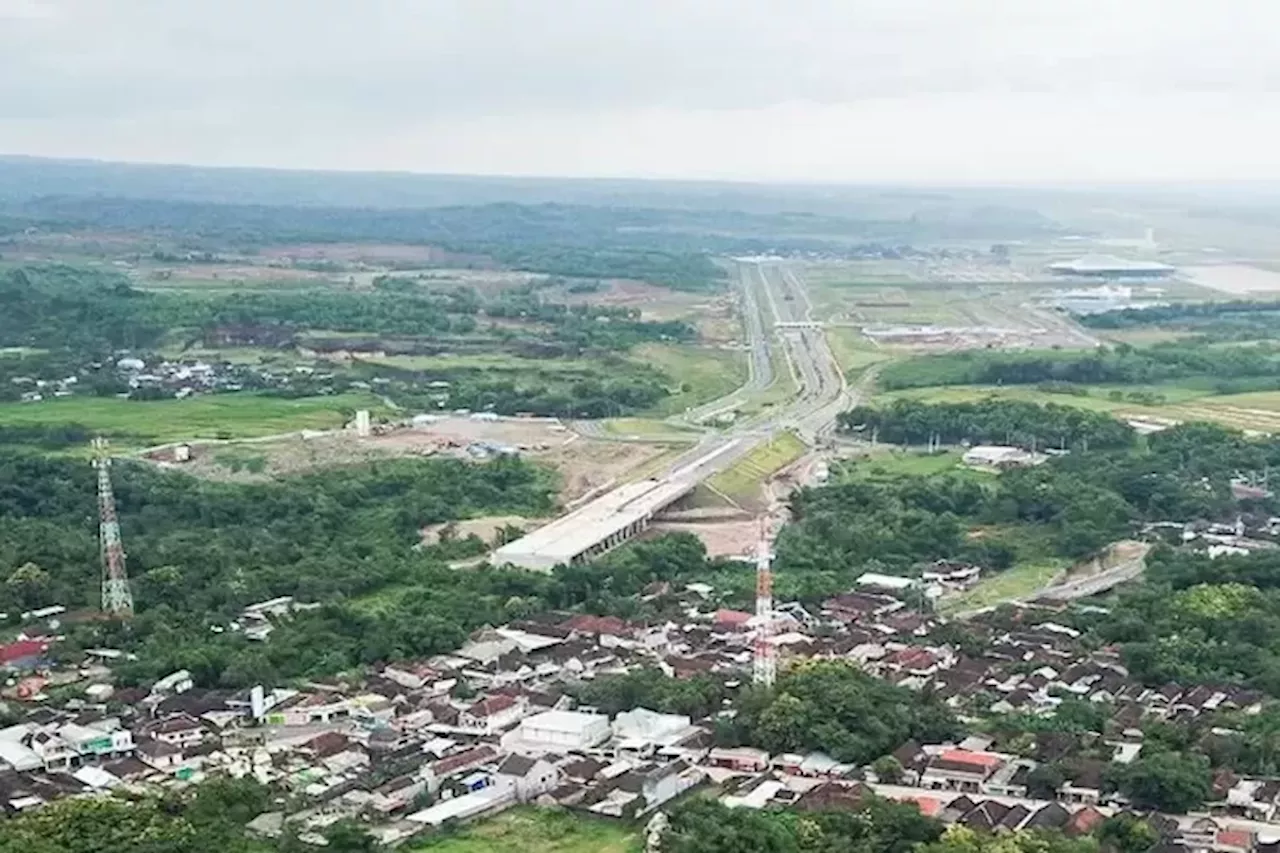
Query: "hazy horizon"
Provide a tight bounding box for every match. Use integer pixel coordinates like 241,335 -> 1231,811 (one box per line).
3,1 -> 1279,185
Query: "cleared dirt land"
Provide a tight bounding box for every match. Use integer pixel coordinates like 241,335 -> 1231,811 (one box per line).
153,415 -> 678,503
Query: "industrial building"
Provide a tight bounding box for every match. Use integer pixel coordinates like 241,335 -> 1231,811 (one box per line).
1047,254 -> 1173,279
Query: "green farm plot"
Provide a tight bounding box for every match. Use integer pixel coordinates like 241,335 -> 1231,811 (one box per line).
708,431 -> 807,504
0,392 -> 384,446
412,808 -> 639,853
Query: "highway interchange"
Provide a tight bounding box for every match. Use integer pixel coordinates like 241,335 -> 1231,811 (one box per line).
654,259 -> 854,484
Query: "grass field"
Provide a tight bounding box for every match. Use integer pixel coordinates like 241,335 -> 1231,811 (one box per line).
739,342 -> 800,418
634,343 -> 746,417
876,383 -> 1280,434
602,418 -> 700,440
0,392 -> 384,446
825,327 -> 894,373
940,558 -> 1068,614
411,808 -> 639,853
843,449 -> 968,478
708,431 -> 807,505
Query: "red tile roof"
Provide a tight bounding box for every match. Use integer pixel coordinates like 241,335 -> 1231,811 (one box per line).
938,749 -> 1003,770
0,639 -> 49,665
467,694 -> 518,717
714,609 -> 753,627
902,794 -> 944,817
1218,830 -> 1253,850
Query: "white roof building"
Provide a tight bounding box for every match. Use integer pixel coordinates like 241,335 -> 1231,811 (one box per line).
503,710 -> 611,753
962,445 -> 1047,470
855,573 -> 917,591
1048,254 -> 1174,276
612,708 -> 693,747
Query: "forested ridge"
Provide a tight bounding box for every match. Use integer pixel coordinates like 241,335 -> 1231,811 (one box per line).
0,264 -> 694,355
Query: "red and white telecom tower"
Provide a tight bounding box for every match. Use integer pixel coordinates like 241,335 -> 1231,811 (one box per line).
752,517 -> 776,688
92,438 -> 134,618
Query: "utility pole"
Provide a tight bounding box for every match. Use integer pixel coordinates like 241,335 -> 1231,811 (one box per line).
752,517 -> 776,689
92,438 -> 134,618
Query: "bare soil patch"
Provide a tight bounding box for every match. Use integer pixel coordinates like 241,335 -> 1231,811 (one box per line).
157,415 -> 671,503
421,515 -> 545,547
649,519 -> 760,560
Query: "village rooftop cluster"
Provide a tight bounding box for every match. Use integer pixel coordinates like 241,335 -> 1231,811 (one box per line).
3,571 -> 1280,851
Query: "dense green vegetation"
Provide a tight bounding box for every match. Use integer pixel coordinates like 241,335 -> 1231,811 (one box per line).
1080,549 -> 1280,696
841,399 -> 1134,452
661,796 -> 944,853
1079,300 -> 1280,342
2,265 -> 693,356
780,412 -> 1279,603
0,777 -> 286,853
0,448 -> 732,686
877,342 -> 1280,392
571,666 -> 730,719
716,661 -> 960,765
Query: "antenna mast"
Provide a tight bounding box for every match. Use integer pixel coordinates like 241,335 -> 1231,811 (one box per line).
92,438 -> 134,618
752,517 -> 776,688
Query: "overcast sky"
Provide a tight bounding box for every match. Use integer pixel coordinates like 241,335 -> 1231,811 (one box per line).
2,0 -> 1278,183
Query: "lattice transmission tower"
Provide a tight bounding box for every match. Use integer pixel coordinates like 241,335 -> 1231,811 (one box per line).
752,517 -> 776,688
92,438 -> 134,617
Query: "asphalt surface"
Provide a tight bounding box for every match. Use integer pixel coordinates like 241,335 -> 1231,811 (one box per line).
650,260 -> 853,483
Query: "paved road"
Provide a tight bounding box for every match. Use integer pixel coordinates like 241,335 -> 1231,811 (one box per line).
645,259 -> 853,486
678,262 -> 778,426
1037,552 -> 1149,601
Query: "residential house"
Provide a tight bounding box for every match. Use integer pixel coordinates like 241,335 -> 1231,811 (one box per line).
706,747 -> 771,773
495,754 -> 560,802
368,775 -> 427,815
143,713 -> 205,748
920,749 -> 1007,793
612,760 -> 701,813
459,695 -> 526,735
136,738 -> 184,771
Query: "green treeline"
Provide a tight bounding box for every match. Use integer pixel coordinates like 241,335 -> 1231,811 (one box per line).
1079,299 -> 1280,340
877,342 -> 1280,391
840,399 -> 1134,451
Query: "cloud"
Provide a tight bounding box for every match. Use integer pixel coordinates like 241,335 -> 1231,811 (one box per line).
2,0 -> 1279,181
